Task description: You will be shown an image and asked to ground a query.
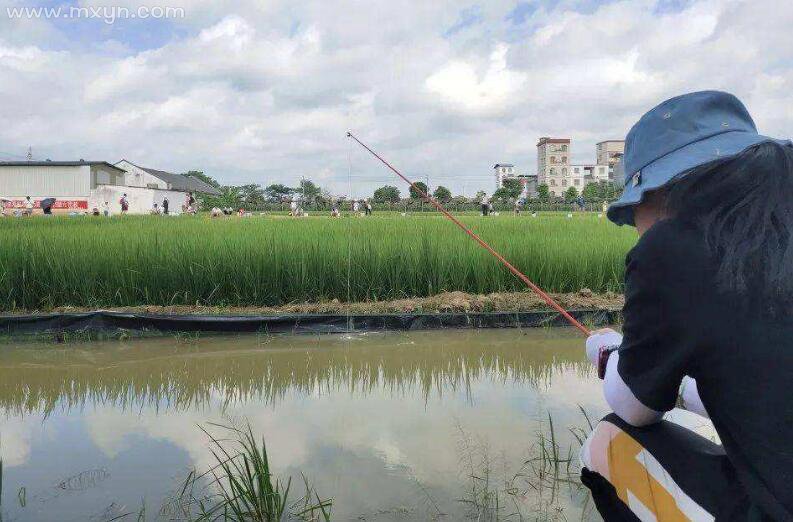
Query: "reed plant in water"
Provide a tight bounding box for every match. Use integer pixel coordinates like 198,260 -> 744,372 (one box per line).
168,422 -> 331,522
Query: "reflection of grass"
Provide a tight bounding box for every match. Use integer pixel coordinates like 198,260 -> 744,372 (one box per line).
0,336 -> 591,416
165,423 -> 331,522
452,410 -> 597,521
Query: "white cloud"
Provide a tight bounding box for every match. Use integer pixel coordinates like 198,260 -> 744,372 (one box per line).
0,0 -> 792,195
426,43 -> 527,113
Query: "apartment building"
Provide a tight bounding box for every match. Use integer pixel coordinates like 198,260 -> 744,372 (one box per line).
537,137 -> 624,197
536,137 -> 571,197
596,140 -> 625,167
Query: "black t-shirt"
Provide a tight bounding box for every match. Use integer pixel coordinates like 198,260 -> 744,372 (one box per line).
618,219 -> 793,520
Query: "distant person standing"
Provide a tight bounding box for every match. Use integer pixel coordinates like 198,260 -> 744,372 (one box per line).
102,201 -> 110,217
514,198 -> 523,215
187,192 -> 196,209
120,194 -> 129,215
353,200 -> 360,215
162,197 -> 169,215
481,196 -> 490,216
24,196 -> 34,216
365,200 -> 373,216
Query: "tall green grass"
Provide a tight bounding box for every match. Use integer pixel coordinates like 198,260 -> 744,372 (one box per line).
0,214 -> 635,310
164,423 -> 331,521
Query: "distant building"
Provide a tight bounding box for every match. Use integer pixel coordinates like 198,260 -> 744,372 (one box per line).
0,160 -> 126,213
596,140 -> 625,167
115,160 -> 221,214
537,137 -> 624,197
494,164 -> 537,198
519,174 -> 538,198
0,159 -> 222,215
570,164 -> 610,186
493,163 -> 516,190
536,137 -> 571,197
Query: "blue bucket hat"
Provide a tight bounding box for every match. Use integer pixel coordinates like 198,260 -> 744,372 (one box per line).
608,90 -> 791,226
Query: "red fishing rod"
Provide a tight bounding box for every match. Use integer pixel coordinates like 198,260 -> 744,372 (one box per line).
346,132 -> 591,337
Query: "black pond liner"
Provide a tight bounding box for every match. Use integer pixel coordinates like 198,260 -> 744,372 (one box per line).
0,309 -> 620,337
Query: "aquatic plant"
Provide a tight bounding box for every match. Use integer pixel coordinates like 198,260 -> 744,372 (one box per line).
451,409 -> 598,521
168,423 -> 332,522
0,214 -> 634,310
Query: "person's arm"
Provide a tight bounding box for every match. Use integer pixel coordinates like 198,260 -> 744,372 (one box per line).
587,329 -> 710,423
677,375 -> 709,418
586,330 -> 663,426
604,351 -> 664,426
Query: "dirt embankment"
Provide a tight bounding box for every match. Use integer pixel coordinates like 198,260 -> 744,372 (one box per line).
40,290 -> 624,316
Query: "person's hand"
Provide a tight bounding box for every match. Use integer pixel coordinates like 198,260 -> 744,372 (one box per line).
585,328 -> 623,366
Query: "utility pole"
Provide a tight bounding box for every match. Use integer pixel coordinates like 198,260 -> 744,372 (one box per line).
425,174 -> 430,213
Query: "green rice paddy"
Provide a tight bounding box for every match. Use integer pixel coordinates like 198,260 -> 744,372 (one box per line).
0,213 -> 636,310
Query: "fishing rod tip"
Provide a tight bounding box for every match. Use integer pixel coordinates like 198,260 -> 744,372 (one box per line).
346,131 -> 352,138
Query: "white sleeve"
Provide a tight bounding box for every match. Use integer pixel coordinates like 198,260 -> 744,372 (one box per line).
678,376 -> 710,418
586,331 -> 708,422
603,351 -> 665,427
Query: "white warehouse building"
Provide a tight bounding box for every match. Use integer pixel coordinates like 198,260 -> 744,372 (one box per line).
0,159 -> 220,215
0,161 -> 126,213
114,160 -> 221,213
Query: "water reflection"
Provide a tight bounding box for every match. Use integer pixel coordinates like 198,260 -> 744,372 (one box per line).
0,328 -> 607,521
0,329 -> 593,416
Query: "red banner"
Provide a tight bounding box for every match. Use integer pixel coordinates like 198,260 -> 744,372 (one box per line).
3,199 -> 88,210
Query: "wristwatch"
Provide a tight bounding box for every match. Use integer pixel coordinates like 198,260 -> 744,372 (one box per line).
597,346 -> 619,380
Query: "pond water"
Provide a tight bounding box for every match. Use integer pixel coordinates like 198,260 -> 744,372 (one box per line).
0,328 -> 709,521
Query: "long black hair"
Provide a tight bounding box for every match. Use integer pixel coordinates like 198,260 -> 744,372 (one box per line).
665,141 -> 793,311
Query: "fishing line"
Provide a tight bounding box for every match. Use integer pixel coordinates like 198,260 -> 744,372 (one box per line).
346,134 -> 354,334
346,132 -> 591,337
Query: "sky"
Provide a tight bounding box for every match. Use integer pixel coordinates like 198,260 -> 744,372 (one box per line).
0,0 -> 791,198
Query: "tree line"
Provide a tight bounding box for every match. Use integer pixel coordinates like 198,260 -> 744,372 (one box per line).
184,171 -> 623,210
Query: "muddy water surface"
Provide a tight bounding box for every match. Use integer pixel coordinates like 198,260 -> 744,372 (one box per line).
0,328 -> 622,521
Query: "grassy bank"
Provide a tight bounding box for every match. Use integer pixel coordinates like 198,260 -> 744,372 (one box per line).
0,214 -> 635,310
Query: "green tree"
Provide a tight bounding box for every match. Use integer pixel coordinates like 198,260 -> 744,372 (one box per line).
183,170 -> 220,189
581,182 -> 601,202
203,186 -> 244,209
501,178 -> 524,199
265,184 -> 293,202
432,185 -> 452,203
564,186 -> 579,203
492,187 -> 512,201
537,184 -> 550,203
239,184 -> 266,207
297,179 -> 322,203
373,185 -> 401,203
604,181 -> 622,201
409,181 -> 429,199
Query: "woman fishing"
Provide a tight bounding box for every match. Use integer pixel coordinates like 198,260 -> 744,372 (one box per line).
580,91 -> 793,520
